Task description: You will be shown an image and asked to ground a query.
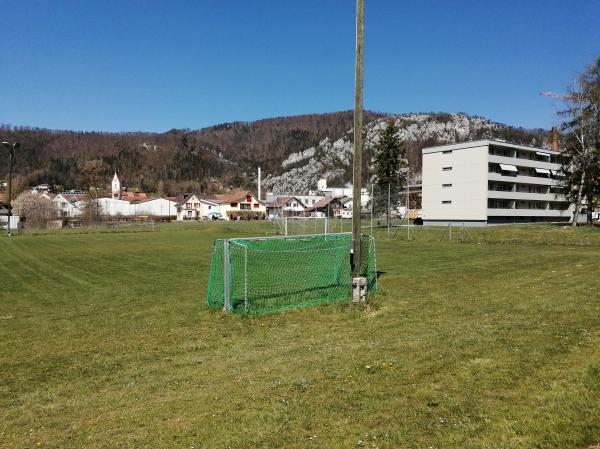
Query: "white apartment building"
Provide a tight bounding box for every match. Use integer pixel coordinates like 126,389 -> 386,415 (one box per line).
421,140 -> 572,226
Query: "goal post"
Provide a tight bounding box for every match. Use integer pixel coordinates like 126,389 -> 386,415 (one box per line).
207,233 -> 377,314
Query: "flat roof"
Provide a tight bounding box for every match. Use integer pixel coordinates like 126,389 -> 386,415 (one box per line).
422,139 -> 560,155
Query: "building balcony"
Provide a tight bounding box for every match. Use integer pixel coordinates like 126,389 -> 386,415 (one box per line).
487,208 -> 571,217
487,191 -> 566,202
488,155 -> 561,171
488,172 -> 558,186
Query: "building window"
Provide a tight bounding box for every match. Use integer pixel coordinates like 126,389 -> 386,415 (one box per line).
246,195 -> 252,203
254,203 -> 259,208
230,202 -> 238,207
442,183 -> 452,188
442,150 -> 452,154
442,167 -> 452,171
442,200 -> 452,204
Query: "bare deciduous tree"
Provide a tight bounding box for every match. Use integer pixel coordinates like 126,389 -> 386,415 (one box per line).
557,57 -> 600,226
12,192 -> 55,229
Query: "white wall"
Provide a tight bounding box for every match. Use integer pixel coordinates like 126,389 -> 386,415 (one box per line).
53,195 -> 84,218
132,199 -> 177,217
97,198 -> 133,216
98,198 -> 177,217
422,145 -> 488,221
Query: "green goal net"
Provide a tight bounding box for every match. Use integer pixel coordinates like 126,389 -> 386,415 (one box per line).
207,233 -> 377,314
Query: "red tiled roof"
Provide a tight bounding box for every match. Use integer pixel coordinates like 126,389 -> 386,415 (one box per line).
202,191 -> 263,205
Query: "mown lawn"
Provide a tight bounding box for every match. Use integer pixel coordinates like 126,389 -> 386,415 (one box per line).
1,223 -> 599,449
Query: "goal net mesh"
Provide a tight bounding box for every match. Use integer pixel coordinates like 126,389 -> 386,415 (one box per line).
207,233 -> 377,314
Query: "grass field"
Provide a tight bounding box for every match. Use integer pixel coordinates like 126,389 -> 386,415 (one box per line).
1,222 -> 599,448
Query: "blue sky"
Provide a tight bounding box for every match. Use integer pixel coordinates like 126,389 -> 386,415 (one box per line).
1,0 -> 599,132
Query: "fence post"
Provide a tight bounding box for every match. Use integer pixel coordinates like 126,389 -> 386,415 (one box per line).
284,217 -> 288,236
406,168 -> 410,241
244,245 -> 248,312
448,224 -> 452,241
223,239 -> 231,312
387,182 -> 391,240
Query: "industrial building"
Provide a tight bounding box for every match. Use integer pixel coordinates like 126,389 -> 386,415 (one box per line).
421,140 -> 572,226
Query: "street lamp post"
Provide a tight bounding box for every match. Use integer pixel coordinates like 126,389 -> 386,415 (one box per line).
2,142 -> 19,236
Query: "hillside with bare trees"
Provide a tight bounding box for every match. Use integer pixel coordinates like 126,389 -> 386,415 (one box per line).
0,111 -> 548,196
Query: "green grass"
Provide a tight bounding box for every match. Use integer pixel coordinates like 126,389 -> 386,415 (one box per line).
1,223 -> 599,448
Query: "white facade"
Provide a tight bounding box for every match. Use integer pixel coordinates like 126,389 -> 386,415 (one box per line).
0,215 -> 21,231
97,198 -> 132,216
177,195 -> 219,220
421,140 -> 572,225
132,198 -> 177,217
97,197 -> 177,217
266,196 -> 306,218
53,194 -> 85,218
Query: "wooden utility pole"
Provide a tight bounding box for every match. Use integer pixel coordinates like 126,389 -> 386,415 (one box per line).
352,0 -> 364,278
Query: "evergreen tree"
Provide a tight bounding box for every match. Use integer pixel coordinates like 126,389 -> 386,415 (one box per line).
372,118 -> 407,217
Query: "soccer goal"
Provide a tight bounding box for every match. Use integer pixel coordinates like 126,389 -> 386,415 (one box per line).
207,233 -> 377,314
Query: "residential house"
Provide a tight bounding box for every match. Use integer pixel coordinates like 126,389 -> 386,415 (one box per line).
304,196 -> 348,218
309,178 -> 371,207
31,184 -> 51,194
266,196 -> 306,218
202,191 -> 266,220
53,193 -> 90,219
176,194 -> 219,220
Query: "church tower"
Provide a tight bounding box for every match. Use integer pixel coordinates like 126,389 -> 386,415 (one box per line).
112,173 -> 121,199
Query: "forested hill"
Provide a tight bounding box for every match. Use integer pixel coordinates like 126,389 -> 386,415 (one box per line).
0,111 -> 548,195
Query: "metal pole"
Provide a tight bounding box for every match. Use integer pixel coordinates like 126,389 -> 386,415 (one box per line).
406,167 -> 410,240
258,167 -> 261,201
244,245 -> 248,312
7,148 -> 14,235
223,239 -> 231,311
2,143 -> 18,236
387,182 -> 391,240
351,0 -> 364,277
